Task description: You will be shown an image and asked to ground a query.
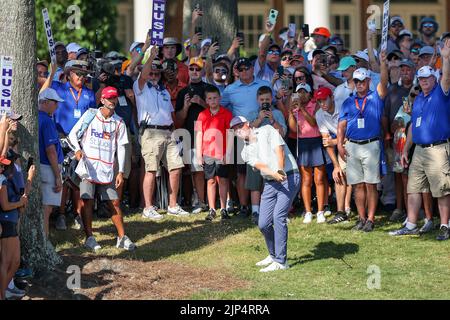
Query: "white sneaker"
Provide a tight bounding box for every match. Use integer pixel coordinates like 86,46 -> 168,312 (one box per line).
226,199 -> 234,212
255,255 -> 274,267
303,212 -> 313,224
5,286 -> 26,300
191,202 -> 207,214
85,236 -> 101,251
116,235 -> 136,251
142,206 -> 163,220
55,214 -> 67,231
167,205 -> 190,217
317,211 -> 326,224
259,261 -> 289,273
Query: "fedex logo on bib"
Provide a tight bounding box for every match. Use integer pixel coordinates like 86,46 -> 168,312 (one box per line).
91,128 -> 111,140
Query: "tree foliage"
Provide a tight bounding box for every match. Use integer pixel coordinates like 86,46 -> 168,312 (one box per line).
35,0 -> 120,61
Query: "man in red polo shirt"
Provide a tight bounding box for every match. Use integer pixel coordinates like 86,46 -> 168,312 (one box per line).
195,85 -> 233,221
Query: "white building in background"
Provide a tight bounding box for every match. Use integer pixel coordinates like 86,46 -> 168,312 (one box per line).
116,0 -> 450,54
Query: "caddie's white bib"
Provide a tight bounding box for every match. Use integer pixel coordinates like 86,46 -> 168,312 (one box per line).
80,112 -> 124,184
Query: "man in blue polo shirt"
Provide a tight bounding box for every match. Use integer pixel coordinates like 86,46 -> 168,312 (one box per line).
44,60 -> 96,136
390,38 -> 450,240
221,57 -> 272,217
38,88 -> 65,236
337,51 -> 389,232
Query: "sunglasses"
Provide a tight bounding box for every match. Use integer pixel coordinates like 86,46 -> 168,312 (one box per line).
281,56 -> 292,61
214,68 -> 228,74
238,66 -> 251,72
295,76 -> 306,81
423,23 -> 434,28
353,79 -> 366,84
74,71 -> 86,78
267,50 -> 281,55
391,23 -> 403,28
189,67 -> 201,72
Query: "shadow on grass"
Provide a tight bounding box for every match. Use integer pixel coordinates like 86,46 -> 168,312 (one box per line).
289,241 -> 359,269
56,216 -> 255,263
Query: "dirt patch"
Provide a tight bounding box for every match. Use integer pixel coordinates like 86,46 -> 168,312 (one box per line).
23,254 -> 249,300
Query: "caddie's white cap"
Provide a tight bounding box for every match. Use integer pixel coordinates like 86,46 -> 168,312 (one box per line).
66,42 -> 81,53
38,88 -> 64,102
230,116 -> 248,128
352,68 -> 371,81
417,66 -> 437,78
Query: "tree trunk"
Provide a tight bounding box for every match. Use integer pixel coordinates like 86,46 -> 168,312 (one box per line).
0,0 -> 61,271
182,0 -> 238,54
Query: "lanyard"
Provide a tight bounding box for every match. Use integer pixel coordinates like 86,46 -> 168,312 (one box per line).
355,97 -> 367,118
69,87 -> 82,107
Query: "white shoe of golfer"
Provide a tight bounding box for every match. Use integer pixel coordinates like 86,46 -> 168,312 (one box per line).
303,212 -> 313,224
255,255 -> 274,267
259,261 -> 289,273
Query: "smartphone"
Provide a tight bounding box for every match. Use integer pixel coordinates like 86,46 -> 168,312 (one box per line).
319,54 -> 328,67
277,65 -> 284,76
26,157 -> 34,173
212,36 -> 220,45
188,87 -> 196,99
288,23 -> 296,38
195,25 -> 202,35
194,3 -> 200,10
281,79 -> 290,90
301,24 -> 310,38
268,9 -> 279,26
236,31 -> 244,44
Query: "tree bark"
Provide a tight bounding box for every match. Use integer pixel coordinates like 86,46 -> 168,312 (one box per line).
182,0 -> 238,53
0,0 -> 61,271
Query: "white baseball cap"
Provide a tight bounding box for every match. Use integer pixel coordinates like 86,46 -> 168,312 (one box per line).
66,42 -> 81,53
352,51 -> 369,63
417,66 -> 437,79
230,116 -> 248,128
201,38 -> 212,48
38,88 -> 64,102
353,68 -> 371,81
129,41 -> 144,53
295,83 -> 312,93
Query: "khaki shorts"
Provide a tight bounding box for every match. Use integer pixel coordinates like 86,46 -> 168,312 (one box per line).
40,164 -> 62,206
407,143 -> 450,198
345,140 -> 380,185
141,128 -> 184,172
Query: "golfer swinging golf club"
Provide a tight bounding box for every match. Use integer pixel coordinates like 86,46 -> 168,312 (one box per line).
231,116 -> 300,272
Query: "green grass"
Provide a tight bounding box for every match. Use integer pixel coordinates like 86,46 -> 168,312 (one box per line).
52,210 -> 450,300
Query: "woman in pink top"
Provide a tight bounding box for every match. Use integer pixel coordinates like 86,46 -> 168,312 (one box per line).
287,83 -> 328,224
